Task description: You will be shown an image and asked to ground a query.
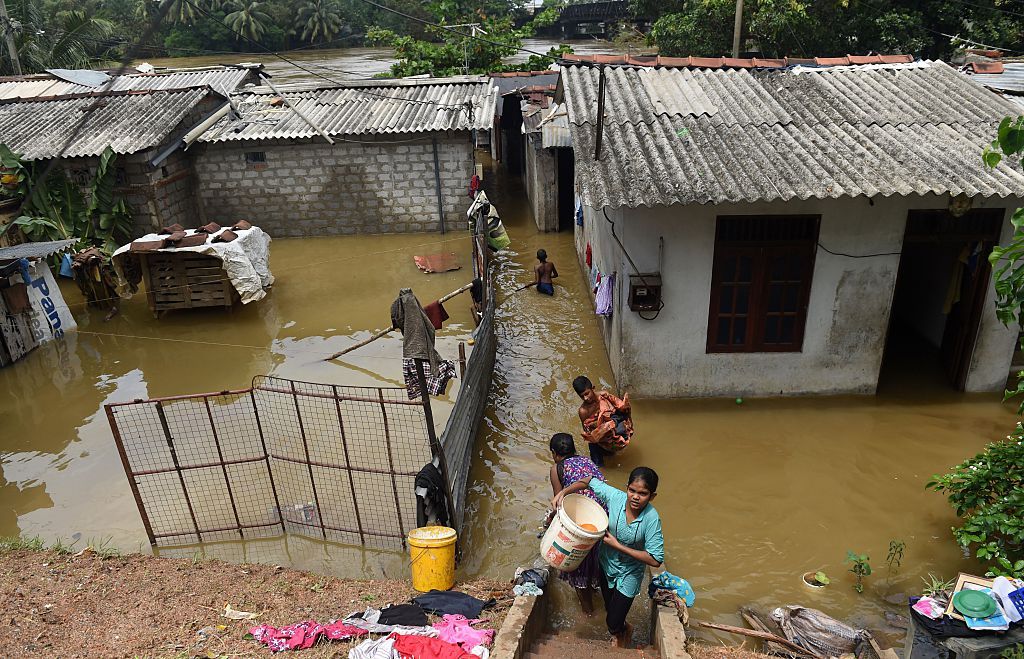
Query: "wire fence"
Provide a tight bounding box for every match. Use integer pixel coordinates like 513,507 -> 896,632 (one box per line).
105,377 -> 432,549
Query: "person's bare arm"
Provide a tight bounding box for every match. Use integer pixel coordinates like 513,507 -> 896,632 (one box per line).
551,263 -> 559,279
551,477 -> 592,509
550,464 -> 562,497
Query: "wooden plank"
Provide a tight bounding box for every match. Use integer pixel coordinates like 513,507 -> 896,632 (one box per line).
698,621 -> 816,658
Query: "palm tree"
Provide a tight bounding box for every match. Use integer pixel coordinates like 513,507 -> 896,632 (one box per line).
224,1 -> 271,42
2,1 -> 115,75
295,0 -> 345,44
157,0 -> 200,24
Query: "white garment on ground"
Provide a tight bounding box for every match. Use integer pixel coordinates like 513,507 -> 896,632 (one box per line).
342,608 -> 438,637
348,635 -> 398,659
471,645 -> 490,658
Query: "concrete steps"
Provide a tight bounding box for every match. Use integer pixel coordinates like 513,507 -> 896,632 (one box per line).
525,632 -> 660,659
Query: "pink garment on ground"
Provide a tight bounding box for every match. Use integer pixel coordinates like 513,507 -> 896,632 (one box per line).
432,614 -> 494,652
249,620 -> 366,652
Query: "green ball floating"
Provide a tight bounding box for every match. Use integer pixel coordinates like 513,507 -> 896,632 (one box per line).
735,397 -> 743,405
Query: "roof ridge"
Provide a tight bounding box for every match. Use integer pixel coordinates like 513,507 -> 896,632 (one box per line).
561,53 -> 915,70
0,85 -> 216,106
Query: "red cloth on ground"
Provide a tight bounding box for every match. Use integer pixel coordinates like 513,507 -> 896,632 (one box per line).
392,633 -> 475,659
585,243 -> 592,268
423,301 -> 449,330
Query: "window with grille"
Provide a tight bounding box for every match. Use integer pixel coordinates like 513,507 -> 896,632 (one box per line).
707,215 -> 819,353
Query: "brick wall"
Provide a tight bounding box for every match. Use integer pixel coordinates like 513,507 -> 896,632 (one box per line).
191,134 -> 476,236
117,149 -> 198,236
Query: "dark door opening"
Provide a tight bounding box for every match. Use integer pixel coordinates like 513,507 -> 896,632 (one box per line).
882,209 -> 1004,390
500,96 -> 524,175
556,147 -> 575,232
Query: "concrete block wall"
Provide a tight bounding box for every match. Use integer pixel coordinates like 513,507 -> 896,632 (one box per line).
192,134 -> 475,236
524,134 -> 558,232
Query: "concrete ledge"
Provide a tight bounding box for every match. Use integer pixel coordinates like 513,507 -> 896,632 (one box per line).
649,566 -> 692,659
492,577 -> 552,659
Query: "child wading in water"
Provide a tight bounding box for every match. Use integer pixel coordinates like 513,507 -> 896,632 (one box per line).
552,467 -> 664,648
547,433 -> 606,615
533,249 -> 558,295
573,375 -> 633,467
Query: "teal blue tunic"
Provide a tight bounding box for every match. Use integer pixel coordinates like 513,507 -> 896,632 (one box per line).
590,479 -> 665,598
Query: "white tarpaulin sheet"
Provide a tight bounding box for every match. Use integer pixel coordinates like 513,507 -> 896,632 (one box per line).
111,226 -> 273,304
18,260 -> 78,343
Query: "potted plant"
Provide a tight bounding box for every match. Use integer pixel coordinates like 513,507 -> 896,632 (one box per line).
802,570 -> 830,588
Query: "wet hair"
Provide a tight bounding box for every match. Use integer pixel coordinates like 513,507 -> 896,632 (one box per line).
537,249 -> 547,262
549,433 -> 576,458
572,376 -> 593,396
628,467 -> 659,493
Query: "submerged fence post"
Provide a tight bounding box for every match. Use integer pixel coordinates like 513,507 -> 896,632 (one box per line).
155,400 -> 203,543
250,389 -> 287,536
377,388 -> 407,545
204,396 -> 244,539
104,404 -> 157,546
290,381 -> 327,540
332,385 -> 366,546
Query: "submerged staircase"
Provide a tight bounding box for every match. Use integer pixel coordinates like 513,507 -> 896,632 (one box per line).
526,632 -> 660,659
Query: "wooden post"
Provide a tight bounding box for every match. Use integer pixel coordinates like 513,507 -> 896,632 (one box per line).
732,0 -> 744,58
458,342 -> 467,379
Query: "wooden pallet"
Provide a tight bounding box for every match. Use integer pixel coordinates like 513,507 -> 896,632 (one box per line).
139,252 -> 238,318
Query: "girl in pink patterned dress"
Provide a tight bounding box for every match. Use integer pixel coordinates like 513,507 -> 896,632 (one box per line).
548,433 -> 607,615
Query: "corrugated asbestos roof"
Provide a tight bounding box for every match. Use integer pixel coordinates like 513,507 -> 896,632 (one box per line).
523,102 -> 570,148
0,88 -> 219,160
966,61 -> 1024,94
0,238 -> 77,262
0,65 -> 259,100
563,53 -> 915,70
561,60 -> 1024,208
199,78 -> 498,141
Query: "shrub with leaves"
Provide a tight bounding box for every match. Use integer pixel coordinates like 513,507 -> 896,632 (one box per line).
927,430 -> 1024,578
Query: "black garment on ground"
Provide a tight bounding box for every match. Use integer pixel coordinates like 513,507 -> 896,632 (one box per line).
412,590 -> 494,619
415,462 -> 449,528
589,442 -> 612,467
514,569 -> 547,589
377,603 -> 428,627
600,577 -> 635,636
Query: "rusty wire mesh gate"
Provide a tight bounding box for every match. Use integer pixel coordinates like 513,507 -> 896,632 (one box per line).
105,376 -> 434,549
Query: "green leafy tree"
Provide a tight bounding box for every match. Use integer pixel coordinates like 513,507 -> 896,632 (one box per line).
649,0 -> 734,58
296,0 -> 346,44
1,1 -> 116,75
224,0 -> 271,42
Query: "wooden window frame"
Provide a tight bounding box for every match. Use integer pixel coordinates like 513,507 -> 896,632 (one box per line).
707,215 -> 820,353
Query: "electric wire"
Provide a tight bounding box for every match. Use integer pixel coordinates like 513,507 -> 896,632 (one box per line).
817,242 -> 901,258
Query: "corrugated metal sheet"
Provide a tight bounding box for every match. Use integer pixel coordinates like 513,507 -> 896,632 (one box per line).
561,61 -> 1024,208
0,88 -> 217,160
0,238 -> 77,262
967,62 -> 1024,94
523,101 -> 571,148
0,66 -> 257,101
200,79 -> 497,141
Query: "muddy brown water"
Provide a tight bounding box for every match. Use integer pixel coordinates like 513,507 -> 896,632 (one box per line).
0,155 -> 1017,642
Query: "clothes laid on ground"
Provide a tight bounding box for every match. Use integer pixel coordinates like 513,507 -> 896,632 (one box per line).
423,300 -> 449,330
556,455 -> 606,590
590,479 -> 664,599
378,604 -> 428,627
771,605 -> 870,658
391,288 -> 441,371
402,358 -> 457,400
349,634 -> 399,659
412,591 -> 494,619
433,614 -> 494,651
536,282 -> 554,296
649,571 -> 695,606
513,583 -> 543,596
582,392 -> 633,454
513,567 -> 548,589
415,461 -> 450,527
595,273 -> 614,316
650,588 -> 689,624
393,633 -> 476,659
249,620 -> 366,652
343,607 -> 439,636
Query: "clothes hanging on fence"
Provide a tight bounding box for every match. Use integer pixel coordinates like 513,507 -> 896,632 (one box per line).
412,591 -> 495,619
432,615 -> 494,652
402,358 -> 457,400
391,288 -> 441,371
392,633 -> 475,659
423,301 -> 449,330
378,604 -> 428,627
415,460 -> 450,527
585,243 -> 592,268
596,273 -> 614,316
249,620 -> 366,652
470,278 -> 483,306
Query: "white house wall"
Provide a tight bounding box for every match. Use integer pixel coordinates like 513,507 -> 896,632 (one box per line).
576,193 -> 1020,398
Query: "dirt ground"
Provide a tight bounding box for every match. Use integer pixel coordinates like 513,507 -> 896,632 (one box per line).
688,641 -> 775,659
0,546 -> 512,658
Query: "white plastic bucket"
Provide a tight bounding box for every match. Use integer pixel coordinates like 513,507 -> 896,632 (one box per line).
539,494 -> 609,572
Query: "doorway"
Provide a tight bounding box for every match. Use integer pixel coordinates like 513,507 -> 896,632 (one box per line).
556,147 -> 575,232
883,209 -> 1004,390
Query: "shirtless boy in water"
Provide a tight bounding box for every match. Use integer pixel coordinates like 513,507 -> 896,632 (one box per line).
534,249 -> 558,295
573,375 -> 633,467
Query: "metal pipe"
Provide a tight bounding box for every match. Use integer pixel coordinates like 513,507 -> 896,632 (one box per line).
594,65 -> 606,161
290,381 -> 327,540
432,138 -> 446,234
105,404 -> 157,545
334,384 -> 366,545
260,74 -> 335,145
732,0 -> 744,58
413,359 -> 458,540
250,390 -> 286,535
155,401 -> 203,542
377,388 -> 407,544
203,397 -> 244,539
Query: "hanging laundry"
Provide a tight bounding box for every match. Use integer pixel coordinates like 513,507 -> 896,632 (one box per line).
391,288 -> 442,371
575,197 -> 584,227
590,268 -> 599,294
415,461 -> 450,527
423,301 -> 449,330
585,242 -> 592,269
402,358 -> 457,400
596,273 -> 614,317
468,175 -> 481,199
432,615 -> 494,652
392,633 -> 475,659
249,620 -> 366,652
470,279 -> 483,306
412,590 -> 495,619
378,604 -> 428,627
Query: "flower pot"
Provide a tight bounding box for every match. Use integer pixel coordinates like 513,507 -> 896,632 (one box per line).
802,571 -> 827,589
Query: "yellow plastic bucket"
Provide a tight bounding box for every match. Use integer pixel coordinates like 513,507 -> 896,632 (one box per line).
408,526 -> 457,592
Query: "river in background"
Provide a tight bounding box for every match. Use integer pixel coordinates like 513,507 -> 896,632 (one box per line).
135,39 -> 625,82
0,41 -> 1018,643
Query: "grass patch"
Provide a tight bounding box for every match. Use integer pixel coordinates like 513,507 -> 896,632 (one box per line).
0,535 -> 122,558
0,535 -> 46,552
